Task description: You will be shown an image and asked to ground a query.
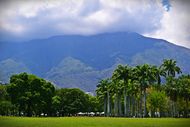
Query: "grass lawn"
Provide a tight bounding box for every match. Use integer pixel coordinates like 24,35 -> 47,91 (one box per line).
0,117 -> 190,127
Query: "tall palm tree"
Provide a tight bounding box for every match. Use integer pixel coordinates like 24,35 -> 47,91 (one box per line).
127,79 -> 140,117
134,64 -> 156,117
96,78 -> 111,116
112,64 -> 132,117
110,79 -> 123,116
161,59 -> 182,117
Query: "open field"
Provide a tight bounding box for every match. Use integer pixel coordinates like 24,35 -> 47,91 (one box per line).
0,117 -> 190,127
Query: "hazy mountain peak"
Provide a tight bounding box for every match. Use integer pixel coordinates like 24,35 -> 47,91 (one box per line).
0,59 -> 30,83
47,57 -> 94,76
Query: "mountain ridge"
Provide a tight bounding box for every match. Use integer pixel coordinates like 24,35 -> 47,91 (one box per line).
0,32 -> 190,92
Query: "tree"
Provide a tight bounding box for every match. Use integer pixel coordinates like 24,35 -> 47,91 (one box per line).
0,101 -> 13,116
147,88 -> 168,117
127,80 -> 140,117
161,59 -> 182,117
57,88 -> 89,116
0,85 -> 14,116
112,65 -> 132,116
151,65 -> 166,90
110,78 -> 123,116
7,72 -> 55,116
52,95 -> 61,116
87,95 -> 101,113
0,85 -> 8,101
165,76 -> 179,117
96,79 -> 111,116
134,64 -> 156,117
178,75 -> 190,117
161,59 -> 181,77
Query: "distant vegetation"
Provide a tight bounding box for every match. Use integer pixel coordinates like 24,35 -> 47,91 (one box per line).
0,59 -> 189,118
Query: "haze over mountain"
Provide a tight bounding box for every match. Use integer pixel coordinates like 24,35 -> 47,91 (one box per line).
1,32 -> 190,92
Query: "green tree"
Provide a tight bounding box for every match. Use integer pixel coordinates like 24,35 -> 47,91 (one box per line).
7,72 -> 55,117
165,76 -> 179,117
0,85 -> 8,101
110,78 -> 123,116
161,59 -> 181,77
112,65 -> 132,116
0,101 -> 13,116
151,65 -> 166,90
134,64 -> 156,117
57,88 -> 89,116
147,88 -> 168,117
178,75 -> 190,117
87,95 -> 101,113
52,95 -> 61,116
96,79 -> 111,116
161,59 -> 182,117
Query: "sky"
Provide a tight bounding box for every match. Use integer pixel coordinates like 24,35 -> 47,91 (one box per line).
0,0 -> 190,48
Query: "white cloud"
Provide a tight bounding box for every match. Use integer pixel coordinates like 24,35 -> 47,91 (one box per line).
0,22 -> 25,34
144,0 -> 190,48
0,0 -> 189,48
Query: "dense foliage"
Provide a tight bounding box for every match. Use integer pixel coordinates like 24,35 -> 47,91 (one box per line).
96,59 -> 190,117
0,73 -> 101,116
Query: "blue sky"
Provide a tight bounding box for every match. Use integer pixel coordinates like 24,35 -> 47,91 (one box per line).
0,0 -> 190,48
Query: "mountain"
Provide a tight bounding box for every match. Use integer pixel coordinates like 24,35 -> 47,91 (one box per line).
0,59 -> 30,82
0,32 -> 190,92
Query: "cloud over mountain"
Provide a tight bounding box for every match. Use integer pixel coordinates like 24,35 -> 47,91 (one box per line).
0,0 -> 189,48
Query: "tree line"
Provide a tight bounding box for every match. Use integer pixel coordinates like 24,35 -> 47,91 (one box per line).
0,73 -> 101,116
96,59 -> 190,118
0,59 -> 189,117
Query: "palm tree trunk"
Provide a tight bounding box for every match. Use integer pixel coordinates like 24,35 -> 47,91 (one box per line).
128,96 -> 131,117
107,91 -> 110,116
137,98 -> 139,117
124,87 -> 127,117
144,88 -> 147,117
172,100 -> 175,117
132,96 -> 135,117
104,96 -> 107,117
140,90 -> 143,118
185,98 -> 188,118
110,99 -> 112,116
169,100 -> 172,117
171,100 -> 174,117
118,94 -> 122,116
174,100 -> 177,117
114,94 -> 118,116
137,98 -> 140,117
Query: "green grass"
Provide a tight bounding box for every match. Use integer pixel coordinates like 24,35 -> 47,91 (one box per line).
0,117 -> 190,127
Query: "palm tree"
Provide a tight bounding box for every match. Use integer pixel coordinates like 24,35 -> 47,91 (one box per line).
112,64 -> 132,117
110,79 -> 123,116
151,65 -> 166,90
161,59 -> 181,77
178,75 -> 190,117
165,76 -> 179,117
161,59 -> 182,117
127,79 -> 140,117
134,64 -> 156,117
96,78 -> 111,116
